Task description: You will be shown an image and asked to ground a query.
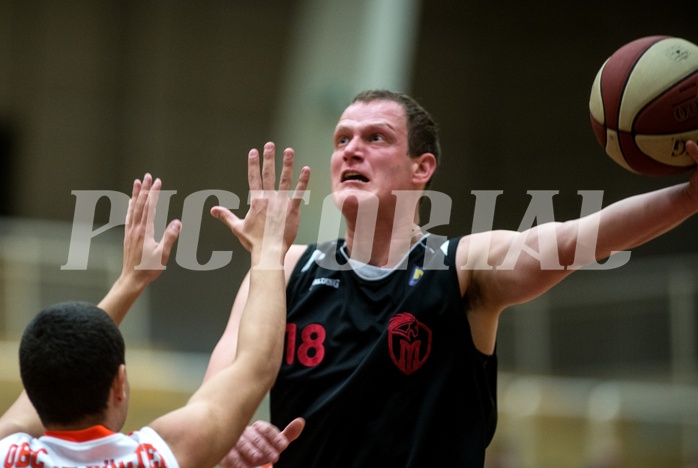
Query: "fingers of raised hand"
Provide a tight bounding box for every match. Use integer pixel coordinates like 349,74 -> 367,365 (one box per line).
245,142 -> 278,193
247,148 -> 262,192
277,147 -> 295,192
159,219 -> 181,265
144,178 -> 162,238
249,142 -> 298,192
210,206 -> 241,233
261,142 -> 277,191
125,180 -> 138,227
127,174 -> 151,228
291,166 -> 311,208
131,174 -> 162,230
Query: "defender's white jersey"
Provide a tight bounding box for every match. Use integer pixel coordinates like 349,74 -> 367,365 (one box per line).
1,425 -> 178,467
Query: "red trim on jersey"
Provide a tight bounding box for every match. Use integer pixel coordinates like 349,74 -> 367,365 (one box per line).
44,425 -> 115,442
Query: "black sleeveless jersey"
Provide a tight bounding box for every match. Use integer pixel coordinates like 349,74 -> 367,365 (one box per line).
270,235 -> 497,467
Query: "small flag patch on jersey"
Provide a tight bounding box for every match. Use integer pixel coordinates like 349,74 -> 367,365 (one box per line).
408,266 -> 424,286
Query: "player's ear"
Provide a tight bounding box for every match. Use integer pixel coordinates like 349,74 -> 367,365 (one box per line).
412,153 -> 437,186
112,364 -> 128,402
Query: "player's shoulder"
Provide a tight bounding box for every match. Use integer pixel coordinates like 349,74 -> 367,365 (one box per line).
287,244 -> 310,266
0,432 -> 41,462
0,431 -> 33,445
284,244 -> 310,281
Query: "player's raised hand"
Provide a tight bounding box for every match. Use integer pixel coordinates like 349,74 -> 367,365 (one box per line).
99,173 -> 181,325
124,173 -> 181,282
210,142 -> 310,267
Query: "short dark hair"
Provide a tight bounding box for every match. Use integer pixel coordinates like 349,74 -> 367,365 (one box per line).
351,89 -> 441,168
19,301 -> 125,427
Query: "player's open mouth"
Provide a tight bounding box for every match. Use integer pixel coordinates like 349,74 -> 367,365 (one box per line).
341,171 -> 369,183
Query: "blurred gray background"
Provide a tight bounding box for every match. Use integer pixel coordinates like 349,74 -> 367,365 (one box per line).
1,1 -> 697,466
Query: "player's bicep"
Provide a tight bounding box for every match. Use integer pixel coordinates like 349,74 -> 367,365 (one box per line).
458,230 -> 539,310
463,228 -> 575,311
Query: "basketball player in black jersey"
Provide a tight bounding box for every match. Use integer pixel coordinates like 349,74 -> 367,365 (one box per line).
205,89 -> 698,467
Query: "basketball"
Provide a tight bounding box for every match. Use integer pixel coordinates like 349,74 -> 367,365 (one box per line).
589,35 -> 698,176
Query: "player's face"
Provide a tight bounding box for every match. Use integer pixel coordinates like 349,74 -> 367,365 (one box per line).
331,100 -> 417,212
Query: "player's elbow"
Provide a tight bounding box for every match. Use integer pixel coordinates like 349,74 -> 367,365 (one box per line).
556,220 -> 586,267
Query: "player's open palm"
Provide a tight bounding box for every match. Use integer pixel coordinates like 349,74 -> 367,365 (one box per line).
123,173 -> 181,285
211,142 -> 310,266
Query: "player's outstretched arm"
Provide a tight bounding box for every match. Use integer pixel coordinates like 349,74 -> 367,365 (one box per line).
480,140 -> 698,302
460,140 -> 698,353
0,174 -> 181,440
149,143 -> 309,468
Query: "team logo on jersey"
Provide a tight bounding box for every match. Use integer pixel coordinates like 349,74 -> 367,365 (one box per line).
408,266 -> 424,286
387,312 -> 432,375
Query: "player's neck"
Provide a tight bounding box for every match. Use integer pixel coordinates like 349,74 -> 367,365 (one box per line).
344,219 -> 423,268
45,415 -> 113,433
